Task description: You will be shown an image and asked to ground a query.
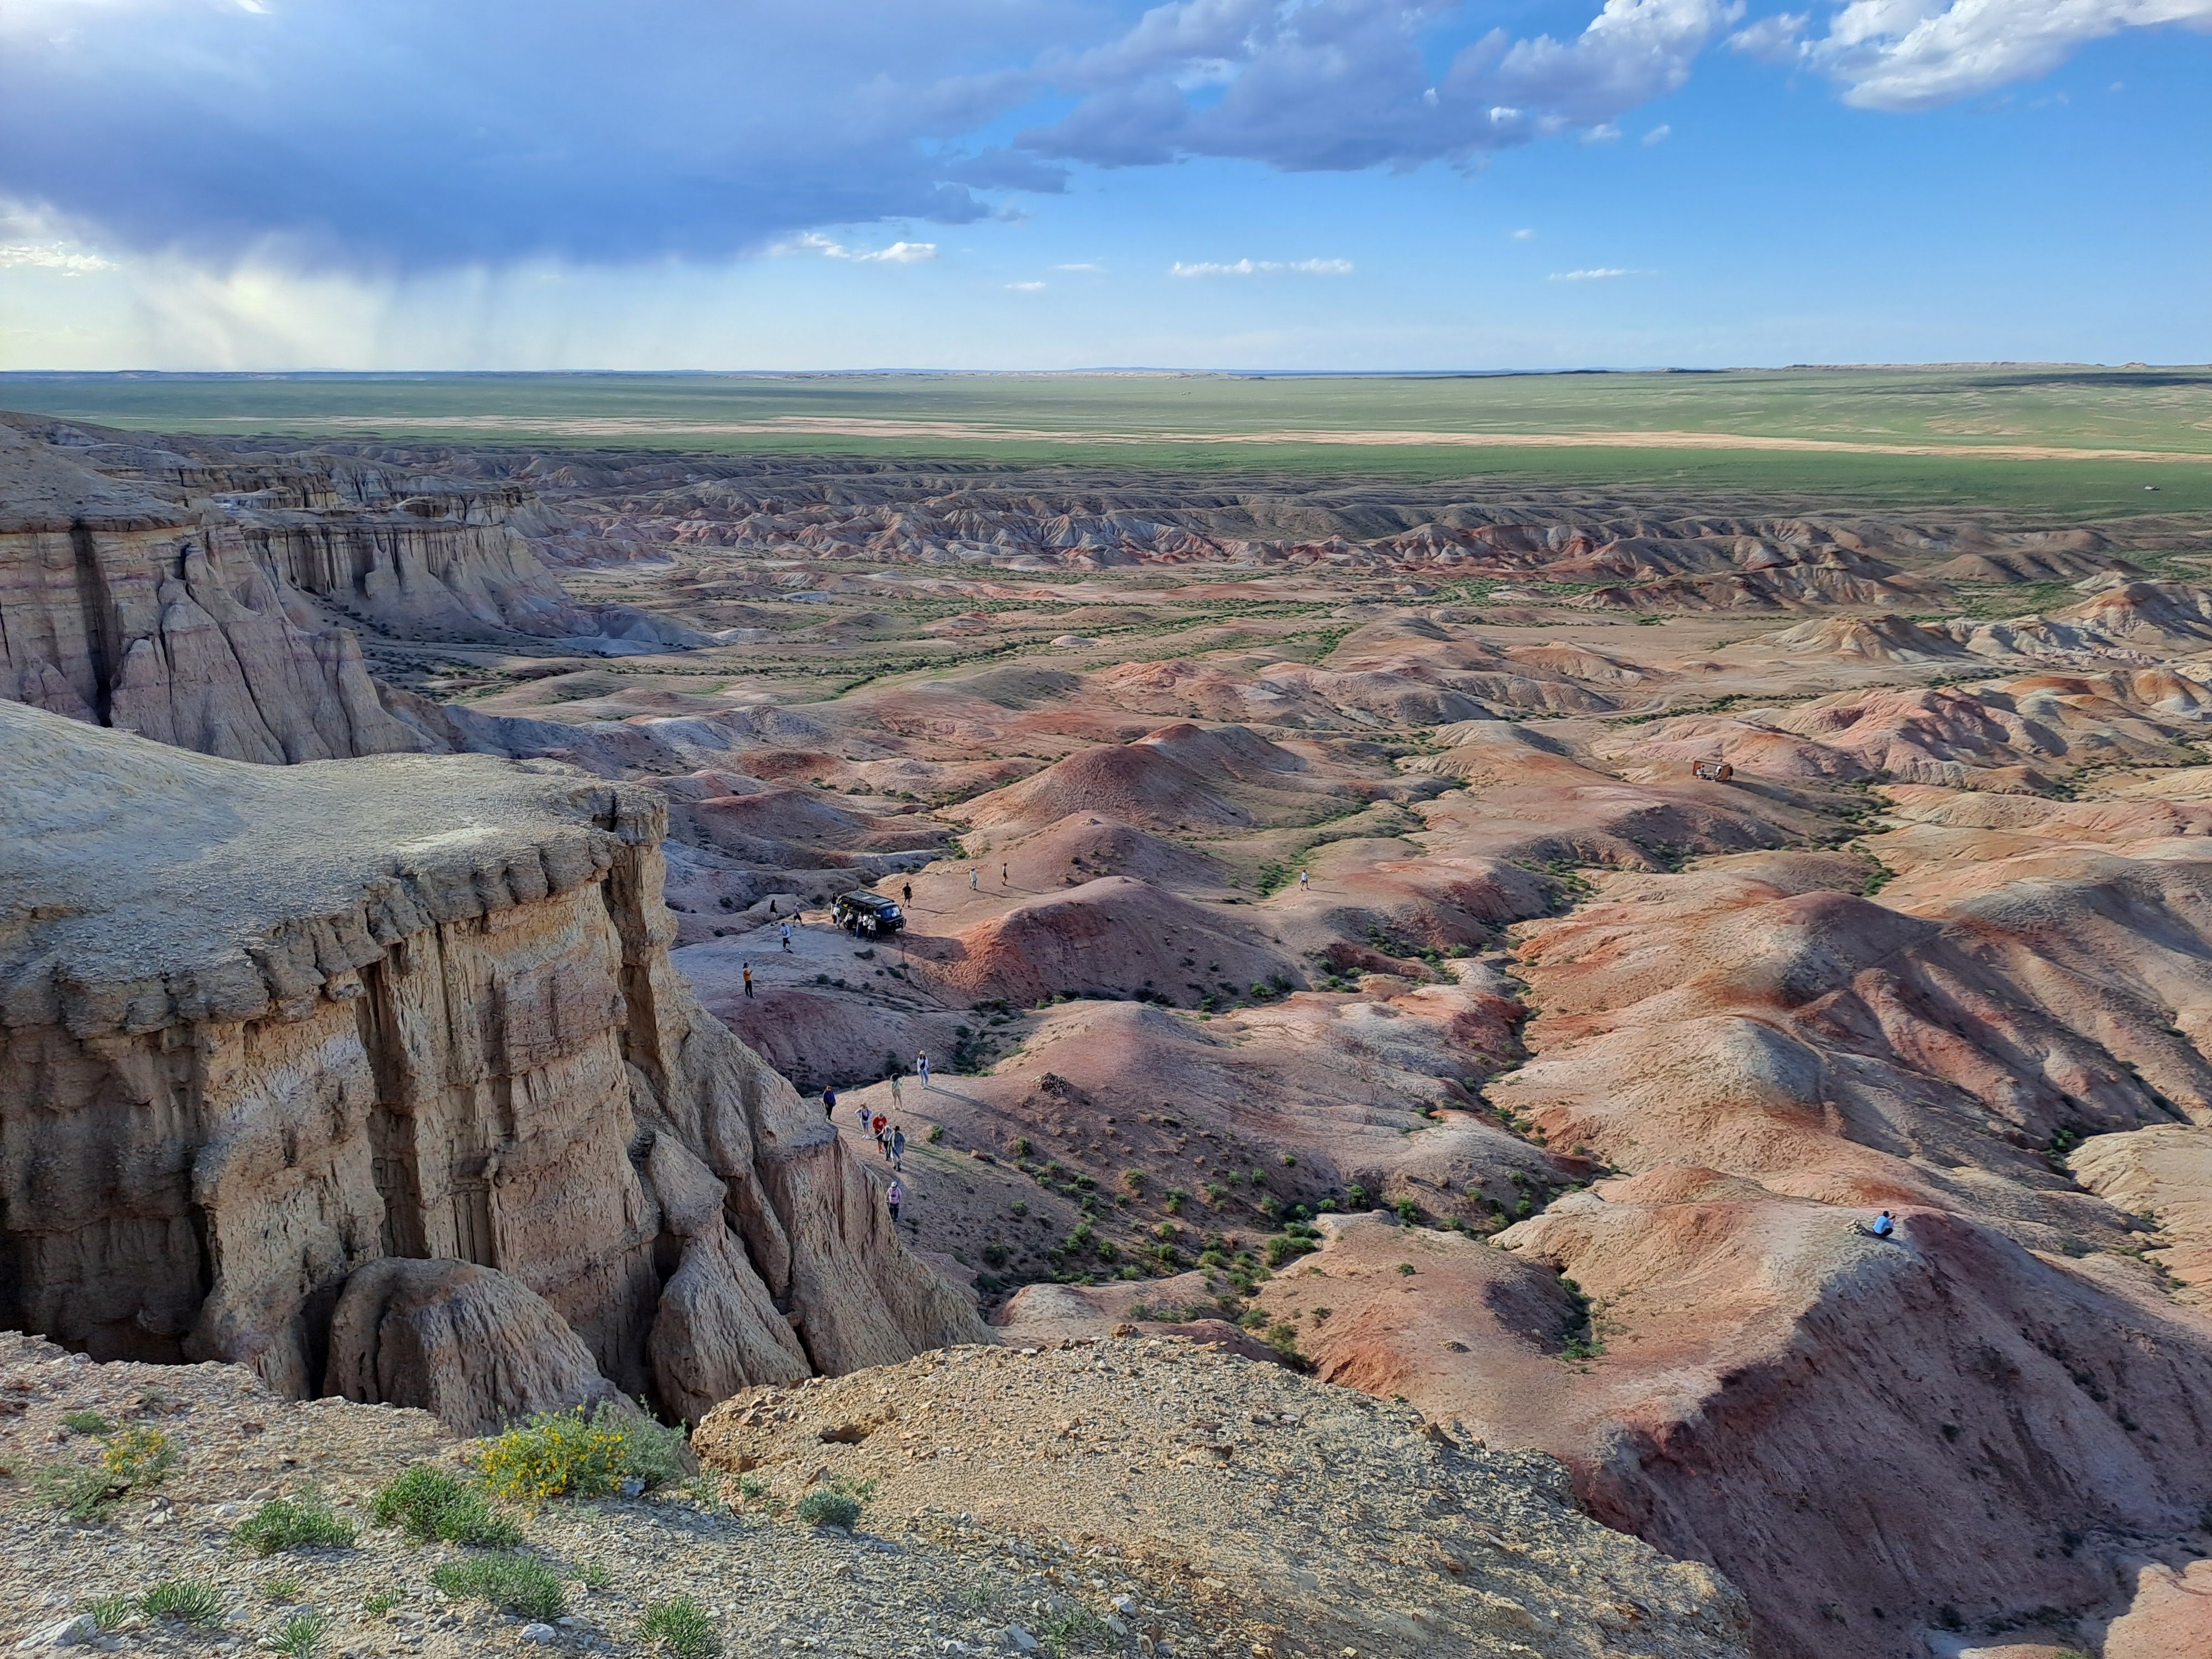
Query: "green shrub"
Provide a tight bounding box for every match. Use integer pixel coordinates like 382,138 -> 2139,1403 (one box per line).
370,1464 -> 521,1548
641,1595 -> 724,1658
360,1589 -> 401,1618
141,1579 -> 224,1626
794,1489 -> 862,1529
428,1554 -> 566,1621
234,1490 -> 357,1554
59,1411 -> 113,1436
260,1578 -> 302,1603
272,1611 -> 330,1658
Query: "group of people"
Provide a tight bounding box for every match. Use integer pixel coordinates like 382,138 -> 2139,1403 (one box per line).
818,1055 -> 938,1227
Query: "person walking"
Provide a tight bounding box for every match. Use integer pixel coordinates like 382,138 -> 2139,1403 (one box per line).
1001,862 -> 1009,886
886,1180 -> 904,1227
742,963 -> 754,999
890,1070 -> 903,1108
780,920 -> 794,952
1297,869 -> 1310,891
855,1102 -> 870,1137
890,1124 -> 905,1168
969,867 -> 979,891
822,1085 -> 837,1119
901,881 -> 912,906
917,1051 -> 931,1091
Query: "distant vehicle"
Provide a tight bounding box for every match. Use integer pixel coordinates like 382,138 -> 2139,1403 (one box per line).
832,891 -> 905,935
1693,759 -> 1735,782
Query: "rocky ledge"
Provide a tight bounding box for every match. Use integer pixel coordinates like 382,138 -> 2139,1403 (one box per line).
0,1331 -> 1751,1657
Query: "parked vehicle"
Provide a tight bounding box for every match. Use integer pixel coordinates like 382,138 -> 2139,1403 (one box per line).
832,890 -> 906,935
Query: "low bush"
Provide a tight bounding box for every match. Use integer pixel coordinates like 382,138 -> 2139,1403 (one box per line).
370,1464 -> 521,1548
234,1489 -> 356,1555
427,1554 -> 566,1621
794,1489 -> 862,1530
59,1411 -> 113,1436
641,1594 -> 724,1658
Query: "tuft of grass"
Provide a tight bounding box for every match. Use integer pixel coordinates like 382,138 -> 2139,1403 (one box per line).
272,1610 -> 330,1658
141,1578 -> 224,1626
260,1577 -> 303,1603
1038,1604 -> 1112,1657
428,1553 -> 567,1621
234,1490 -> 357,1554
370,1464 -> 521,1548
82,1595 -> 134,1632
640,1594 -> 724,1658
360,1589 -> 402,1618
471,1402 -> 688,1505
59,1411 -> 113,1436
36,1463 -> 121,1522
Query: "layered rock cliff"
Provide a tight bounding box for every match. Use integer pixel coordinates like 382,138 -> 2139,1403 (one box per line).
0,414 -> 705,766
0,698 -> 985,1428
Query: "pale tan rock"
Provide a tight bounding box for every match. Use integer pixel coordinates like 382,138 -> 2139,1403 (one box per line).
0,699 -> 987,1433
323,1257 -> 614,1435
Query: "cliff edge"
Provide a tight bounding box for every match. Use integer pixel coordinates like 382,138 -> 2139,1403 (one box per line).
0,698 -> 985,1430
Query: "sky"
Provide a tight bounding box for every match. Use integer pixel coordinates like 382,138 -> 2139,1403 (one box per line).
0,0 -> 2206,371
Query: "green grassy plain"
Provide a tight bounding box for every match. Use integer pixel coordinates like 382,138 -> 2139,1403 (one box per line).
7,366 -> 2211,517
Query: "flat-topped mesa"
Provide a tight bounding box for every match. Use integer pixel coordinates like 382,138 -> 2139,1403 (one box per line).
0,700 -> 985,1432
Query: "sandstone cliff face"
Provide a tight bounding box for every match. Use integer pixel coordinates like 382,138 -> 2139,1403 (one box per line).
0,415 -> 705,768
0,420 -> 432,764
0,699 -> 985,1428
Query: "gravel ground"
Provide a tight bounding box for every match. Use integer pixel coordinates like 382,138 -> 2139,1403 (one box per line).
1,1332 -> 1747,1659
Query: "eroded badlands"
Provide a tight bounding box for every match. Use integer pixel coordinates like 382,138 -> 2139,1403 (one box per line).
5,415 -> 2212,1657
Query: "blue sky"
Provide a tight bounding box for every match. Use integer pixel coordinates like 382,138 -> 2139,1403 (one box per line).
1,0 -> 2205,370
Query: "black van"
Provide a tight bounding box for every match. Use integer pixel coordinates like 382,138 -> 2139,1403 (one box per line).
831,891 -> 905,935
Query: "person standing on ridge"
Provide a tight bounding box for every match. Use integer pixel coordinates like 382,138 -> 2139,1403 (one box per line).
890,1124 -> 906,1168
872,1112 -> 889,1156
855,1101 -> 870,1137
886,1180 -> 904,1226
917,1051 -> 931,1091
969,867 -> 979,891
889,1070 -> 903,1109
1297,869 -> 1310,891
902,881 -> 912,906
822,1084 -> 837,1120
742,963 -> 754,999
1001,862 -> 1009,885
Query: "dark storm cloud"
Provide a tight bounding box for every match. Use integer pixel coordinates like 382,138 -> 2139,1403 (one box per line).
5,0 -> 2172,273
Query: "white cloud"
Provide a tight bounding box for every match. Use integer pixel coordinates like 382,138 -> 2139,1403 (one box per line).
1642,122 -> 1672,142
1550,266 -> 1646,279
1727,12 -> 1808,60
1583,122 -> 1624,140
1171,257 -> 1355,276
0,240 -> 116,273
778,232 -> 937,263
1006,279 -> 1047,290
1510,227 -> 1537,240
1053,262 -> 1104,272
1804,0 -> 2212,111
